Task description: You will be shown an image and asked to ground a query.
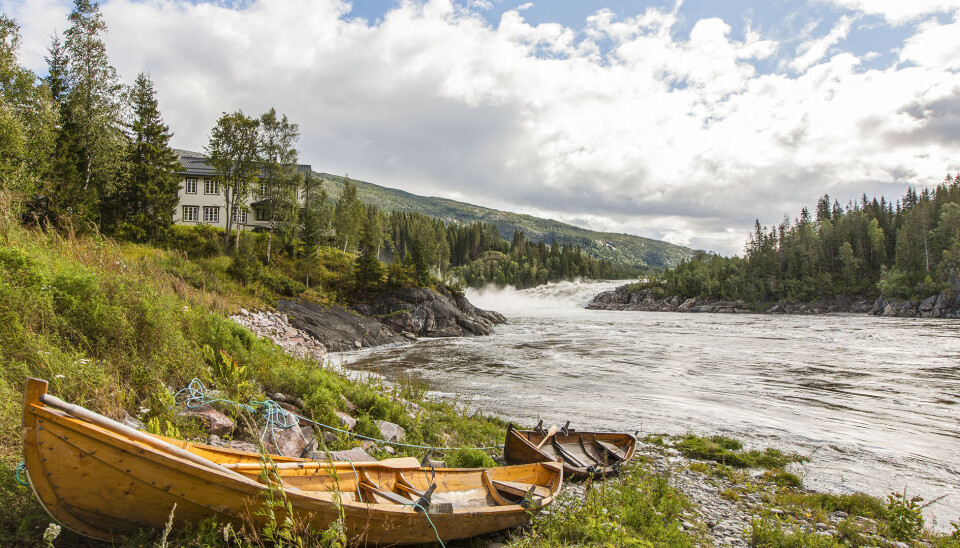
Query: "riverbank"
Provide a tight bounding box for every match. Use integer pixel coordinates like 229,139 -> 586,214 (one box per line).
587,284 -> 960,318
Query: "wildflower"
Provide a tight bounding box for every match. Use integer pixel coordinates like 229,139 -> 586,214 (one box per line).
42,523 -> 61,545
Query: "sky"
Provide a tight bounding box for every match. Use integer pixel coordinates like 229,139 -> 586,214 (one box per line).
7,0 -> 960,255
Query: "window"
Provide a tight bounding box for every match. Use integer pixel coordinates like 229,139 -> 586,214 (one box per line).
232,207 -> 247,224
185,178 -> 197,194
258,182 -> 268,198
203,206 -> 219,223
182,205 -> 199,222
204,179 -> 219,195
255,208 -> 268,221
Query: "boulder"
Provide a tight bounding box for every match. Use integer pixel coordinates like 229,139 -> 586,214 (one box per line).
121,411 -> 145,431
326,447 -> 375,462
335,411 -> 357,431
179,404 -> 235,437
264,425 -> 315,458
678,297 -> 697,311
376,420 -> 405,443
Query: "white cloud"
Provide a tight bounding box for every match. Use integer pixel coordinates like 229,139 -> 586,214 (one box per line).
8,0 -> 960,255
790,15 -> 854,71
900,11 -> 960,70
820,0 -> 959,23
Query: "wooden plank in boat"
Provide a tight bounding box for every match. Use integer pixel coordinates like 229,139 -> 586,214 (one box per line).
596,440 -> 626,461
491,480 -> 550,499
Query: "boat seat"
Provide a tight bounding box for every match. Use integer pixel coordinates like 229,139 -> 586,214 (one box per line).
595,441 -> 626,461
490,480 -> 550,499
359,481 -> 416,505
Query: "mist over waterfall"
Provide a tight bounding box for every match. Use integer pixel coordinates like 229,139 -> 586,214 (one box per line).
466,280 -> 628,315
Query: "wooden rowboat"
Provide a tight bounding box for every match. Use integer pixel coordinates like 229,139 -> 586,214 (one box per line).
504,422 -> 636,479
21,378 -> 562,545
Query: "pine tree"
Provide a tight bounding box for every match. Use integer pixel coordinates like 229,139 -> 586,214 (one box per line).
113,72 -> 179,241
57,0 -> 126,224
354,223 -> 385,290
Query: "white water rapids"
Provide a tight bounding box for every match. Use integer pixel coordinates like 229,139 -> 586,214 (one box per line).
339,280 -> 960,529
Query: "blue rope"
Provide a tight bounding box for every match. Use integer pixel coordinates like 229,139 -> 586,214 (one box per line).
175,378 -> 499,452
14,461 -> 29,487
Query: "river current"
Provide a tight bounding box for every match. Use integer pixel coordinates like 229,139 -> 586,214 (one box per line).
339,281 -> 960,529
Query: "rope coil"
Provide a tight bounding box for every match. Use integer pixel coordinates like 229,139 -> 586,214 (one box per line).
174,379 -> 499,454
14,461 -> 29,487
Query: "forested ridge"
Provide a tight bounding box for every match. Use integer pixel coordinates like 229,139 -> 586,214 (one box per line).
636,176 -> 960,304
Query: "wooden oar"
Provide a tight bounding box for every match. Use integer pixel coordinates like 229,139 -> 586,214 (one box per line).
535,425 -> 558,450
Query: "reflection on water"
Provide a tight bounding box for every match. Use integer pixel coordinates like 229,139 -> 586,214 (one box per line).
340,281 -> 960,529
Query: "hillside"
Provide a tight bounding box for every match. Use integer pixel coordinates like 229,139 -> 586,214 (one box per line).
319,173 -> 693,268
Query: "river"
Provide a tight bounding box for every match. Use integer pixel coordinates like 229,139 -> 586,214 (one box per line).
339,280 -> 960,529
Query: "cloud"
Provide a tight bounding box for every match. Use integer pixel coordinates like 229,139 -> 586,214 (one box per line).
790,15 -> 854,71
8,0 -> 960,256
818,0 -> 959,23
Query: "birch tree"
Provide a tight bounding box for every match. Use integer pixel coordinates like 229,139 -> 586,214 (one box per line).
206,110 -> 260,251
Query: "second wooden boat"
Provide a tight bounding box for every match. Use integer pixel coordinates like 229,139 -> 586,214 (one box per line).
21,378 -> 562,545
504,422 -> 636,479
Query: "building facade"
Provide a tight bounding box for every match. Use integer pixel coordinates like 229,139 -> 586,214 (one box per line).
173,149 -> 312,231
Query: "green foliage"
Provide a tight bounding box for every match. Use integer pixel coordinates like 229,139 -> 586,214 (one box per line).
445,448 -> 497,469
0,15 -> 56,197
146,417 -> 181,439
516,463 -> 693,548
777,492 -> 887,520
206,109 -> 262,250
644,177 -> 960,304
750,518 -> 842,548
885,490 -> 925,542
676,434 -> 805,469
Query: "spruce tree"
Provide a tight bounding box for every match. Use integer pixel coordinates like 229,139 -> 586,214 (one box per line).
115,72 -> 180,241
51,0 -> 126,225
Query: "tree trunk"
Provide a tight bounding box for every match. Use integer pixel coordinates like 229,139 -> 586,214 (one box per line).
266,229 -> 273,264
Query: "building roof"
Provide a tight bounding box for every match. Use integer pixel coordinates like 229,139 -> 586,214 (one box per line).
174,149 -> 312,178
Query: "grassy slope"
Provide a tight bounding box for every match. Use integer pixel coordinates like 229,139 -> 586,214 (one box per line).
320,173 -> 694,268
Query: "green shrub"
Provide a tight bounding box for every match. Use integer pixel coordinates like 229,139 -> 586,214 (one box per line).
445,448 -> 496,469
886,490 -> 924,542
750,518 -> 841,548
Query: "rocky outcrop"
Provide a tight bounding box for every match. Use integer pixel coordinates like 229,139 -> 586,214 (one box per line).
588,285 -> 876,315
277,301 -> 406,352
868,292 -> 960,318
242,286 -> 504,354
352,286 -> 506,338
230,308 -> 328,359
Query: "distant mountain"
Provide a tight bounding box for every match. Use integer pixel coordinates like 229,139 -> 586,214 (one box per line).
318,173 -> 693,268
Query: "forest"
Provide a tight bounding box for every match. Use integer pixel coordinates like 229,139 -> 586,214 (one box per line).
638,178 -> 960,303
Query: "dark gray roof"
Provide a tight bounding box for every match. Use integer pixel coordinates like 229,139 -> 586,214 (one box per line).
175,149 -> 217,176
174,149 -> 312,178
